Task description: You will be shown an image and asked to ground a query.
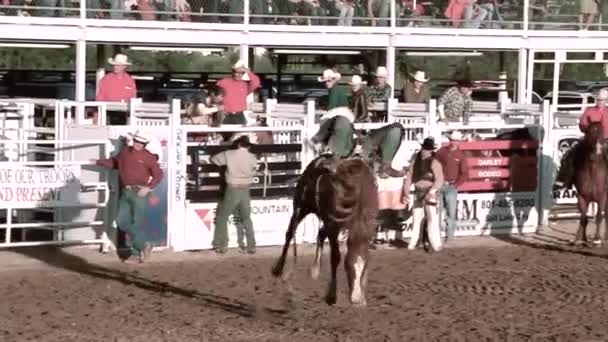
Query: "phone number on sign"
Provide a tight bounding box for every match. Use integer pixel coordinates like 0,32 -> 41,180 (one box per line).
480,198 -> 535,209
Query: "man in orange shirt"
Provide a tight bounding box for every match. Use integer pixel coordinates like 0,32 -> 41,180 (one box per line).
555,88 -> 608,190
96,53 -> 137,125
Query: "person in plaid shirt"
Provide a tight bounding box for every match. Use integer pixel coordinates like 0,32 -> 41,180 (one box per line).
437,79 -> 473,124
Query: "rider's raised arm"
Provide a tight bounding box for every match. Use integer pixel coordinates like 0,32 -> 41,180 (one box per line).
430,159 -> 444,191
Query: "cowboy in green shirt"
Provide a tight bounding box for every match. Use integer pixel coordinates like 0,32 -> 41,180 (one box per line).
310,70 -> 405,178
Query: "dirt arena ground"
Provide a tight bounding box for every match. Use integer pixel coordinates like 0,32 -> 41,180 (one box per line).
3,222 -> 608,342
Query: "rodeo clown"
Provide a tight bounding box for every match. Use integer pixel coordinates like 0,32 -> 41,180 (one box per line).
401,137 -> 445,252
94,131 -> 163,263
309,70 -> 405,178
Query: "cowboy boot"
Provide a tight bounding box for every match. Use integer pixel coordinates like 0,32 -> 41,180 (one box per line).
378,162 -> 405,179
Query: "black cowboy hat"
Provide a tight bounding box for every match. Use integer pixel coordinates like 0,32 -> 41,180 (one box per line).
420,137 -> 437,150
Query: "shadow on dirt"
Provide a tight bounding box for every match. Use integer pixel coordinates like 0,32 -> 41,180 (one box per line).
492,233 -> 608,259
10,246 -> 289,319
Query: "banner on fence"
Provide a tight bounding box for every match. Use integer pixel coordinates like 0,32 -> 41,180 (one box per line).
0,166 -> 81,207
183,199 -> 306,250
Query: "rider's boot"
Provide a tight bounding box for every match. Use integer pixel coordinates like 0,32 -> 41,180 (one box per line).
378,162 -> 406,179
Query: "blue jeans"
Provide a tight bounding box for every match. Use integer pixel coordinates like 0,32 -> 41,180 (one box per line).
441,184 -> 458,240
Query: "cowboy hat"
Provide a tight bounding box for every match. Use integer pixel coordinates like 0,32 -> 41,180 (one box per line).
232,60 -> 250,80
107,54 -> 132,66
349,75 -> 367,86
129,130 -> 150,144
420,137 -> 437,150
598,88 -> 608,101
448,130 -> 463,141
375,66 -> 389,77
410,70 -> 429,83
318,69 -> 341,82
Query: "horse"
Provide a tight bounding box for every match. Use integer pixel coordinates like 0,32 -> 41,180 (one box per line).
571,122 -> 608,245
271,155 -> 379,306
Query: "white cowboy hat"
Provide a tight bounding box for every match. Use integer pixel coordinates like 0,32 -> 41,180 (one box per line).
107,54 -> 132,66
232,59 -> 248,71
375,66 -> 389,77
318,69 -> 341,82
230,132 -> 258,145
128,130 -> 150,144
410,70 -> 429,83
598,88 -> 608,101
448,130 -> 463,141
349,75 -> 367,86
232,60 -> 250,80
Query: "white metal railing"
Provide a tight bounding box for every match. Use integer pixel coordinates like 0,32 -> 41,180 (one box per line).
0,139 -> 114,249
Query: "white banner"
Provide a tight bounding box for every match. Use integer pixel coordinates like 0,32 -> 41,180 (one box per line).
183,199 -> 312,250
0,166 -> 81,207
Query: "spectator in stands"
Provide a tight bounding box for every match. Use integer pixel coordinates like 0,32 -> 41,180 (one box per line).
402,70 -> 431,103
579,0 -> 597,30
210,133 -> 259,254
462,0 -> 495,28
555,88 -> 608,189
445,0 -> 468,27
435,130 -> 468,243
94,131 -> 163,263
402,137 -> 444,251
367,66 -> 392,122
181,86 -> 225,126
349,75 -> 369,121
217,60 -> 261,125
337,0 -> 355,25
367,0 -> 390,26
96,53 -> 137,125
437,78 -> 473,124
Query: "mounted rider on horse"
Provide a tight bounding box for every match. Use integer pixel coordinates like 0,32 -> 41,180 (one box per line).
310,69 -> 406,178
555,88 -> 608,190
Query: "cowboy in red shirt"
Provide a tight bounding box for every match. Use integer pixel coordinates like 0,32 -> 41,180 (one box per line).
555,88 -> 608,189
95,53 -> 137,125
94,131 -> 163,263
216,60 -> 261,126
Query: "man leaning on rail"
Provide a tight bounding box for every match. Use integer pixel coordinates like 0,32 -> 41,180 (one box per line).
309,70 -> 405,178
93,131 -> 163,264
554,88 -> 608,190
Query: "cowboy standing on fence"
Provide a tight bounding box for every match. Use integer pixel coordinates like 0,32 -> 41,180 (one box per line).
437,79 -> 473,124
402,70 -> 431,103
94,131 -> 163,263
402,137 -> 444,251
216,60 -> 261,126
311,72 -> 405,178
96,53 -> 137,125
555,88 -> 608,190
435,131 -> 468,243
367,66 -> 392,122
210,133 -> 258,255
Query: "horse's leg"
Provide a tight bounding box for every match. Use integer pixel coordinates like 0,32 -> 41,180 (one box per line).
597,194 -> 607,245
325,230 -> 341,306
574,196 -> 589,245
310,227 -> 327,280
271,206 -> 309,277
594,200 -> 604,244
345,240 -> 369,306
